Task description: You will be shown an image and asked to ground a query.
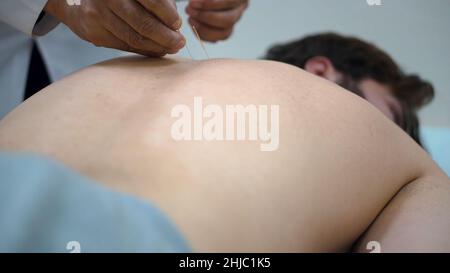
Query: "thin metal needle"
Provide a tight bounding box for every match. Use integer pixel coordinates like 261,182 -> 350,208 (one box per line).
191,25 -> 210,59
178,29 -> 194,60
184,40 -> 194,60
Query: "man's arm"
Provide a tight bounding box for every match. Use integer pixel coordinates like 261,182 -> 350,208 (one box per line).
355,171 -> 450,253
0,0 -> 59,36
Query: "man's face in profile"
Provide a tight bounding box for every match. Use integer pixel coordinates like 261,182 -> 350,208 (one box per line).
302,56 -> 404,126
340,78 -> 404,125
266,34 -> 433,145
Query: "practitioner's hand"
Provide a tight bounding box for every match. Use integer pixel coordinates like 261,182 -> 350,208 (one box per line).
185,0 -> 249,42
44,0 -> 186,57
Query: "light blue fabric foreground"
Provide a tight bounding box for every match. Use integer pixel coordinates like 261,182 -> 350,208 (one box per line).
0,152 -> 191,253
422,127 -> 450,177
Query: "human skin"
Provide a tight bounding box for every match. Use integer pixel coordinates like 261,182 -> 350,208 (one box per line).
44,0 -> 185,56
0,57 -> 449,252
185,0 -> 249,42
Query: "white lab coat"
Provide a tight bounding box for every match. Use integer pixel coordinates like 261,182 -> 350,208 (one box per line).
0,0 -> 123,119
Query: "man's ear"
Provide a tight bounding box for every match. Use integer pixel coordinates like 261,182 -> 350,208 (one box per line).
304,56 -> 342,82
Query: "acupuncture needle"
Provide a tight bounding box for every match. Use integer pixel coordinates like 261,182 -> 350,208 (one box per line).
177,28 -> 194,60
175,0 -> 210,59
184,38 -> 194,60
178,23 -> 209,60
191,25 -> 210,59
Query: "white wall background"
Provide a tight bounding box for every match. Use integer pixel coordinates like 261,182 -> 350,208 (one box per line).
177,0 -> 450,127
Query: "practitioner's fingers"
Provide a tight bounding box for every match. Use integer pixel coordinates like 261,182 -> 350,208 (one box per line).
136,0 -> 182,29
90,21 -> 166,57
185,0 -> 248,42
188,17 -> 233,42
44,0 -> 185,55
189,0 -> 248,11
186,3 -> 246,29
109,0 -> 186,52
101,9 -> 169,55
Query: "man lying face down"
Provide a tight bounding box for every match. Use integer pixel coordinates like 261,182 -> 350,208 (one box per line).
0,54 -> 449,252
265,33 -> 434,146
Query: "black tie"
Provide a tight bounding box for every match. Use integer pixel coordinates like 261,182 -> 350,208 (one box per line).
24,41 -> 51,100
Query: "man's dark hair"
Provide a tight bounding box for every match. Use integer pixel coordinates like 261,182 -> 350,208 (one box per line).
264,32 -> 434,146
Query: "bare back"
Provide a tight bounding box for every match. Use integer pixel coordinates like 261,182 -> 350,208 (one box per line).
0,57 -> 447,252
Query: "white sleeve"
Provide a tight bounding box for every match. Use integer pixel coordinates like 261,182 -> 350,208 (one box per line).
0,0 -> 59,36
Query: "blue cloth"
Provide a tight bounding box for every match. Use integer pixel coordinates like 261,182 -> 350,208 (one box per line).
0,152 -> 191,253
422,127 -> 450,177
